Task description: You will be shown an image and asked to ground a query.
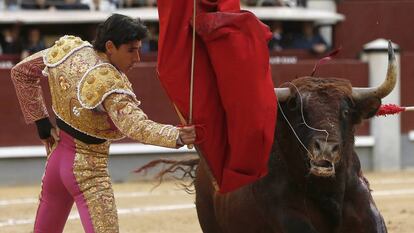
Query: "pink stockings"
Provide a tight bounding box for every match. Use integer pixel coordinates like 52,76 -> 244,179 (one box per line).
34,131 -> 119,233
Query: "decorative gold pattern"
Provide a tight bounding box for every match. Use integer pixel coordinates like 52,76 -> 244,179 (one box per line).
13,35 -> 175,144
104,93 -> 179,148
78,64 -> 135,109
73,139 -> 119,233
11,55 -> 49,123
46,38 -> 124,140
59,76 -> 70,90
44,35 -> 92,66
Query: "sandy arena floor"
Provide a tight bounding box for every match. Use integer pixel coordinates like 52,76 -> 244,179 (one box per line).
0,171 -> 413,233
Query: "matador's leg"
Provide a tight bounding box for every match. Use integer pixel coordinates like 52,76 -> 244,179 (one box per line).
60,131 -> 119,233
33,138 -> 75,233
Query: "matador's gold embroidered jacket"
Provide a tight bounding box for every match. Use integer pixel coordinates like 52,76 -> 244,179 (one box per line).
11,35 -> 179,148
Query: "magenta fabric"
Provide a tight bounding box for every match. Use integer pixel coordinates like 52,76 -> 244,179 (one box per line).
34,131 -> 95,233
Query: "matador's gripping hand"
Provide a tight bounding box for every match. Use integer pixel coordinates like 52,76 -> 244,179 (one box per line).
177,125 -> 196,147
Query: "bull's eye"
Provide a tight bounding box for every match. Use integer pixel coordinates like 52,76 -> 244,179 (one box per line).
287,97 -> 300,111
342,109 -> 349,118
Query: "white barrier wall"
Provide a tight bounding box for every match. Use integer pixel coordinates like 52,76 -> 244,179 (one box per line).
361,39 -> 401,170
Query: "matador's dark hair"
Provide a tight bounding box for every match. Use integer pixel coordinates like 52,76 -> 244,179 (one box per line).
93,13 -> 148,52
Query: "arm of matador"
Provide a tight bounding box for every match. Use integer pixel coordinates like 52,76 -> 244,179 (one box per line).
11,50 -> 53,139
103,93 -> 180,148
10,50 -> 49,124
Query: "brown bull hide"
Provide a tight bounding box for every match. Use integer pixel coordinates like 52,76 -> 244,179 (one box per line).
195,77 -> 387,233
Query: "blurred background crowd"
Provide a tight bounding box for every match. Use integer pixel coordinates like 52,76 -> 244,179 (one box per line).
0,0 -> 330,61
1,0 -> 309,10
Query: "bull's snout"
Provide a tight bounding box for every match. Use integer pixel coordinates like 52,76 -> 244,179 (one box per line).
309,139 -> 340,177
312,139 -> 340,160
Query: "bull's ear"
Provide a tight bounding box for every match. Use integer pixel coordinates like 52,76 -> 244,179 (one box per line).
355,97 -> 381,119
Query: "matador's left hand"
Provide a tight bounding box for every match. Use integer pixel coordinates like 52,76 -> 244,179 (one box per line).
41,127 -> 60,155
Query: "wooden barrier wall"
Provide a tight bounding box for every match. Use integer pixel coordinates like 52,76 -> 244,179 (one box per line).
336,0 -> 414,59
0,59 -> 373,147
335,0 -> 414,134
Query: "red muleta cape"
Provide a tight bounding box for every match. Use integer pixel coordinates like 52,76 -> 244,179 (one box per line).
157,0 -> 277,193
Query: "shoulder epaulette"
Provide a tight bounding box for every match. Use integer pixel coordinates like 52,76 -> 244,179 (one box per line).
78,63 -> 135,109
44,35 -> 92,67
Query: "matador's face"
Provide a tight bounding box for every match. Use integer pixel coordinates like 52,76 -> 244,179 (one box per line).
107,40 -> 141,73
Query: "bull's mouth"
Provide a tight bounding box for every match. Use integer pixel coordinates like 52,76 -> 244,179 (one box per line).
310,159 -> 335,177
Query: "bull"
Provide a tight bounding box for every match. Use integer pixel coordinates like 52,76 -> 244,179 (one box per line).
139,42 -> 396,233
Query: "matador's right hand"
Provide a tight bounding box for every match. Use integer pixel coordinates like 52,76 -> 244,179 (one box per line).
177,125 -> 196,147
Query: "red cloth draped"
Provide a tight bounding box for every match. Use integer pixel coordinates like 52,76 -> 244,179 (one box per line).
157,0 -> 277,193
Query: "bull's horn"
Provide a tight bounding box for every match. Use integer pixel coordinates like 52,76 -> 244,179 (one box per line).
352,40 -> 397,100
274,88 -> 291,102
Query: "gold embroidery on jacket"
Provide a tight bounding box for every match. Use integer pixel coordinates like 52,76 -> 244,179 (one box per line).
46,37 -> 124,140
78,63 -> 135,109
44,35 -> 92,67
11,56 -> 49,123
104,93 -> 179,148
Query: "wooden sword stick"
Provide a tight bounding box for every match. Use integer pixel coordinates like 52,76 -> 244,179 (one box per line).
187,0 -> 197,149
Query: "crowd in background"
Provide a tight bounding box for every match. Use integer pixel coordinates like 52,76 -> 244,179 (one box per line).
1,0 -> 308,11
0,24 -> 46,59
242,0 -> 307,7
2,0 -> 156,10
268,21 -> 328,54
0,22 -> 327,59
0,23 -> 159,59
0,0 -> 329,60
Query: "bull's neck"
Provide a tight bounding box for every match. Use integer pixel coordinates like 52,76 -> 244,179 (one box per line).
267,116 -> 311,183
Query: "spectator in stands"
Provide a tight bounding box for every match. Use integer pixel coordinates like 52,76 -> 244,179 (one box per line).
146,0 -> 156,6
85,0 -> 116,11
4,0 -> 20,10
21,0 -> 53,9
21,28 -> 46,59
243,0 -> 306,7
118,0 -> 139,8
296,0 -> 307,7
290,21 -> 328,54
118,0 -> 155,8
141,23 -> 158,53
0,24 -> 23,54
280,0 -> 307,7
241,0 -> 257,6
0,32 -> 3,55
268,21 -> 284,51
55,0 -> 89,9
258,0 -> 283,6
